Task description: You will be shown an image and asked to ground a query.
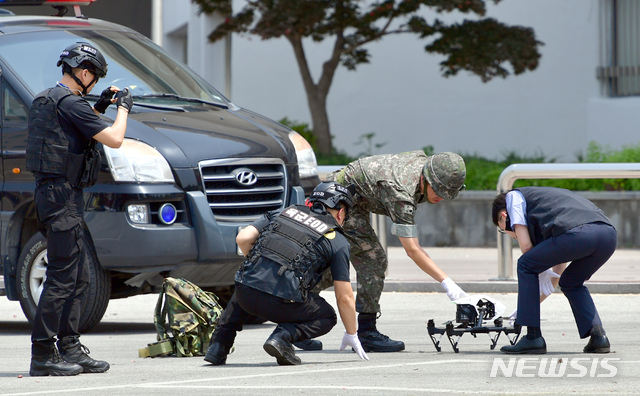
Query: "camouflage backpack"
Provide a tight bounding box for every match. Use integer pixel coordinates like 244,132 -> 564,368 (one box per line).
138,277 -> 224,358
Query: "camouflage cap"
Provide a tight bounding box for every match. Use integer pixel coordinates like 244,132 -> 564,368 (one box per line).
423,152 -> 466,200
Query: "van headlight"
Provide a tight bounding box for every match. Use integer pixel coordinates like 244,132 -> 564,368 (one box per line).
103,139 -> 175,182
288,131 -> 318,178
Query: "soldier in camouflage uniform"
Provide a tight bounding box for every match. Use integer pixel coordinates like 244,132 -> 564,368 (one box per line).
312,151 -> 468,352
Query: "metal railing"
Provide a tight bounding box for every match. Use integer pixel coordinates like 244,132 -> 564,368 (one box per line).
495,162 -> 640,280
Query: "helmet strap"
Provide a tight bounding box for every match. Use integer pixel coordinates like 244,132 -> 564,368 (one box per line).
71,68 -> 98,97
310,202 -> 328,215
71,74 -> 89,97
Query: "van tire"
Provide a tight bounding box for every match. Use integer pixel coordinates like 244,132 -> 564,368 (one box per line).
16,232 -> 111,333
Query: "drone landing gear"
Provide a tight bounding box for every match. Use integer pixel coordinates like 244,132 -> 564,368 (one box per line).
426,318 -> 521,353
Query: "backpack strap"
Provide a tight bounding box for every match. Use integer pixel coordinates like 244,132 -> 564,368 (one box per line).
154,281 -> 170,341
138,283 -> 176,358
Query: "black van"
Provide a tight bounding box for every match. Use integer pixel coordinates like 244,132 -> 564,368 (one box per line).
0,9 -> 319,330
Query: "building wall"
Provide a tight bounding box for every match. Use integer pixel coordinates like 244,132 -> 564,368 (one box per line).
223,0 -> 640,162
161,0 -> 230,98
10,1 -> 639,164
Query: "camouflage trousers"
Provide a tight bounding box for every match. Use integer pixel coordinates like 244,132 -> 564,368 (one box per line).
313,171 -> 387,314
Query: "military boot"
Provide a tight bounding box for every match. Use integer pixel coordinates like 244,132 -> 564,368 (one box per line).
357,313 -> 405,352
30,341 -> 83,377
58,337 -> 110,374
263,326 -> 301,365
204,342 -> 231,365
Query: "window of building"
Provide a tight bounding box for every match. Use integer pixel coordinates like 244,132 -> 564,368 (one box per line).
597,0 -> 640,96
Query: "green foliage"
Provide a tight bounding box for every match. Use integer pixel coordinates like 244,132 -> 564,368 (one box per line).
355,132 -> 387,158
462,142 -> 640,191
576,141 -> 640,191
462,151 -> 555,190
422,145 -> 435,156
279,115 -> 637,191
463,154 -> 506,190
279,117 -> 316,148
316,150 -> 357,166
194,0 -> 542,82
278,117 -> 355,165
425,18 -> 542,82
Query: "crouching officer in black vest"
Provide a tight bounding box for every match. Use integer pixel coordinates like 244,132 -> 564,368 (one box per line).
205,181 -> 369,365
26,42 -> 133,376
492,187 -> 617,354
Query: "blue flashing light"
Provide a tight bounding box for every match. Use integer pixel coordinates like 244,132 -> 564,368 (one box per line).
159,203 -> 177,225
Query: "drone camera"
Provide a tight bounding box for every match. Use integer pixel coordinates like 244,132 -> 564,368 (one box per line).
455,304 -> 479,326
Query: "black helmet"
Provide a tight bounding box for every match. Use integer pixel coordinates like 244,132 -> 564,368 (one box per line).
57,42 -> 108,78
308,181 -> 356,210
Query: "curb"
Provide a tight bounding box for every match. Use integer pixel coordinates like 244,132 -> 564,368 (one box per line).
381,281 -> 640,294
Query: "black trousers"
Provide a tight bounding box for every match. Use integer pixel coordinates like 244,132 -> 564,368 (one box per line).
31,179 -> 90,348
212,283 -> 338,349
516,222 -> 617,338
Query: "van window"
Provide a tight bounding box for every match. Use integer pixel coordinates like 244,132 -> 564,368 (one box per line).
0,29 -> 228,107
3,84 -> 28,124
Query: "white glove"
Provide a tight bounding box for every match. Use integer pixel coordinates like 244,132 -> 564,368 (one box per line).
508,308 -> 517,327
441,277 -> 469,301
340,331 -> 369,361
538,269 -> 561,297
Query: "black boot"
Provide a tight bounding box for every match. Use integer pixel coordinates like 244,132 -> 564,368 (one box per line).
58,337 -> 110,374
30,341 -> 83,377
357,313 -> 405,352
584,325 -> 610,353
263,326 -> 301,365
293,339 -> 323,351
204,342 -> 231,365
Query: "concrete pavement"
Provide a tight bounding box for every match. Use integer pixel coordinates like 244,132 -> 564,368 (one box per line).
380,247 -> 640,294
1,292 -> 639,395
1,247 -> 639,395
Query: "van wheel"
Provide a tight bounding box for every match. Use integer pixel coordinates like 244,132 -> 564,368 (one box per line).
16,233 -> 111,333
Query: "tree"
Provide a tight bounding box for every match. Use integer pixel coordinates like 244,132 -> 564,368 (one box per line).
192,0 -> 543,156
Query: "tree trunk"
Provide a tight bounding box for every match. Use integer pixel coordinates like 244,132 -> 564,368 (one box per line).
287,33 -> 345,156
307,92 -> 332,156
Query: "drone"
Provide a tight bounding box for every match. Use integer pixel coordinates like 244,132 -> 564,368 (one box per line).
426,295 -> 521,353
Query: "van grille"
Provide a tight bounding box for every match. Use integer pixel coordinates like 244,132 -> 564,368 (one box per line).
199,158 -> 287,222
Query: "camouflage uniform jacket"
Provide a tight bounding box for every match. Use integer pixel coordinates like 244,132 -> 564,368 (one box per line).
340,151 -> 429,229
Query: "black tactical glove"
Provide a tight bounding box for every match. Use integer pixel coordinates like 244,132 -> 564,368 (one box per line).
94,87 -> 116,114
115,87 -> 133,112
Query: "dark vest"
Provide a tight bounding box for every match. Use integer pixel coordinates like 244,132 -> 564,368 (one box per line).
516,187 -> 613,246
237,205 -> 340,301
26,86 -> 101,188
26,86 -> 74,175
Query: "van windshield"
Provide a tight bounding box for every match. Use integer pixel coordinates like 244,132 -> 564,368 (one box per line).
0,28 -> 229,106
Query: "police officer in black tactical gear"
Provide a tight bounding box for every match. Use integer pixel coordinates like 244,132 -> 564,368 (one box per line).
205,181 -> 369,366
26,42 -> 133,377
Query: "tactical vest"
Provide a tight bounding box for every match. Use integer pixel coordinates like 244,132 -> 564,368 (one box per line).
26,86 -> 101,188
26,86 -> 74,175
516,187 -> 613,245
243,205 -> 340,298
